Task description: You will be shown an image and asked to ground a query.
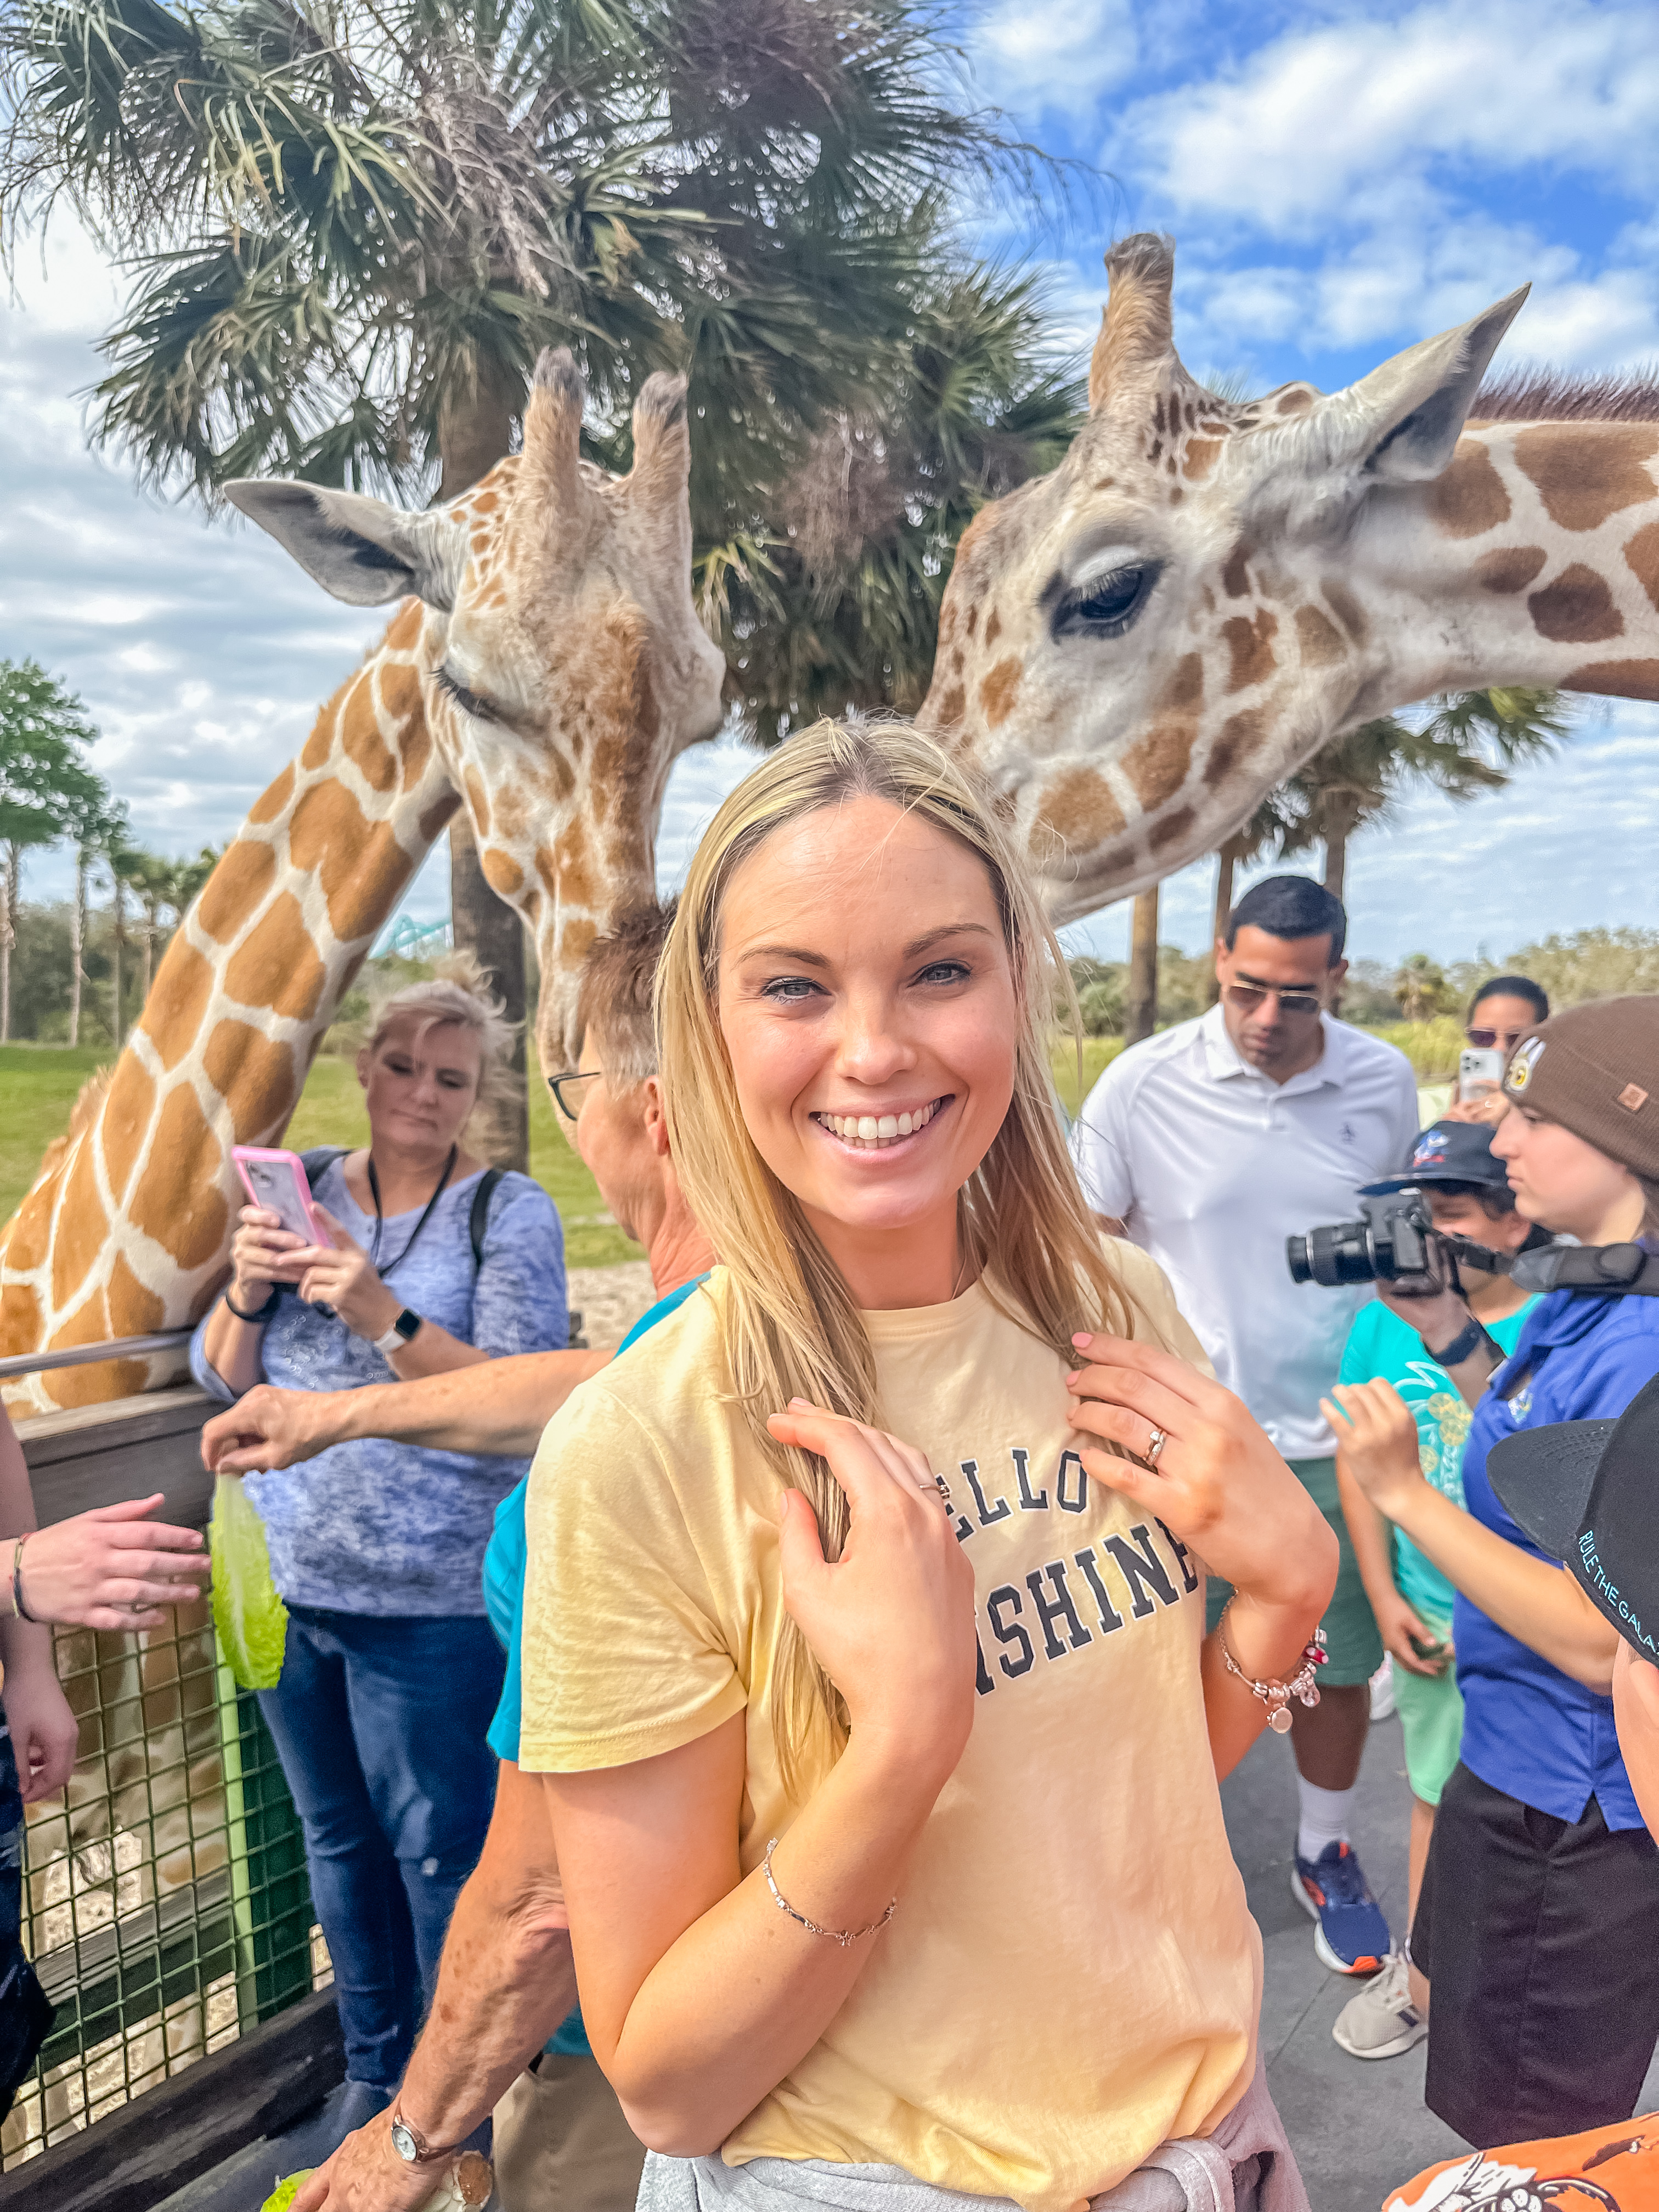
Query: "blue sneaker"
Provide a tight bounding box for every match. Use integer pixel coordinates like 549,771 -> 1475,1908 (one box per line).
1291,1841 -> 1391,1974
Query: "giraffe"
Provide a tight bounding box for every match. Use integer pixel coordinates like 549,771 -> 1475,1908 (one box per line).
3,352 -> 723,2146
0,349 -> 725,1416
919,231 -> 1659,916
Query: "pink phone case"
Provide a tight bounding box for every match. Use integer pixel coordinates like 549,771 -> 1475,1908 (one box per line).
231,1147 -> 329,1247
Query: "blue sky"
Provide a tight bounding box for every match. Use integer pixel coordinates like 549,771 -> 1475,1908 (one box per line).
3,0 -> 1658,968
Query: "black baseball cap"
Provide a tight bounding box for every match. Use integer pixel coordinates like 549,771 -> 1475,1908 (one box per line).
1359,1120 -> 1510,1197
1487,1373 -> 1659,1663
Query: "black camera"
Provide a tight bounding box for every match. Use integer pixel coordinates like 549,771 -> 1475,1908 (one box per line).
1286,1191 -> 1440,1288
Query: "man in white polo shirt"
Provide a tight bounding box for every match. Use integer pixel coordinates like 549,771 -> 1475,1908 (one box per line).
1074,875 -> 1419,1978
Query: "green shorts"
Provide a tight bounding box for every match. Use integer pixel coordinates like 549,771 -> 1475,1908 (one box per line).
1204,1455 -> 1383,1688
1391,1608 -> 1463,1806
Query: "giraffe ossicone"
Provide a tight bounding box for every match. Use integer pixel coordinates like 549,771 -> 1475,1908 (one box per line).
921,232 -> 1659,920
0,348 -> 725,1410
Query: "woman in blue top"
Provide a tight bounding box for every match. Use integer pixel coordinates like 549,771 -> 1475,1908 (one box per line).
192,959 -> 566,2133
1330,996 -> 1659,2150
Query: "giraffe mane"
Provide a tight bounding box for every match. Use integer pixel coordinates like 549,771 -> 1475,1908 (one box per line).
36,1068 -> 112,1181
1467,366 -> 1659,425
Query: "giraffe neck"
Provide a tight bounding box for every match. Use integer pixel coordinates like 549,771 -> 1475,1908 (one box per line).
0,601 -> 459,1410
1342,419 -> 1659,716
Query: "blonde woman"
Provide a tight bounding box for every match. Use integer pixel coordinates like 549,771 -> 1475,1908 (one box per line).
518,724 -> 1335,2212
191,956 -> 566,2153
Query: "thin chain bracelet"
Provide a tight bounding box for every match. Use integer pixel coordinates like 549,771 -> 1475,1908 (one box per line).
763,1837 -> 898,1949
1216,1601 -> 1327,1734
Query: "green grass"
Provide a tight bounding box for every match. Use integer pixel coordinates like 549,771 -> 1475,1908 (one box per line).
1051,1035 -> 1124,1119
0,1045 -> 111,1223
0,1046 -> 642,1269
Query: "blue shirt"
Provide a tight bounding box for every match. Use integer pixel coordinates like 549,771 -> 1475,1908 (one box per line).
193,1159 -> 567,1615
1456,1284 -> 1659,1830
481,1274 -> 707,2059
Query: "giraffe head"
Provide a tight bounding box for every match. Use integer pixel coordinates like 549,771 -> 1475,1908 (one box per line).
228,350 -> 726,1067
919,234 -> 1528,920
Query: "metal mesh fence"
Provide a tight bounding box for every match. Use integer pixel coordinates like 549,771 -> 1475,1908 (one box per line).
3,1599 -> 331,2171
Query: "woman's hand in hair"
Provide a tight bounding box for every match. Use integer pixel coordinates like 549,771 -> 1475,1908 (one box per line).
1064,1336 -> 1336,1620
766,1403 -> 978,1781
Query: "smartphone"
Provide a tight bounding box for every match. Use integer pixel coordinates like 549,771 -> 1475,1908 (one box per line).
1458,1045 -> 1505,1103
231,1147 -> 329,1248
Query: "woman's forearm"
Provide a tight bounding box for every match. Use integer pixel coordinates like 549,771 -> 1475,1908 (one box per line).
1201,1589 -> 1327,1778
1385,1482 -> 1617,1689
199,1300 -> 268,1397
550,1719 -> 952,2155
385,1322 -> 491,1379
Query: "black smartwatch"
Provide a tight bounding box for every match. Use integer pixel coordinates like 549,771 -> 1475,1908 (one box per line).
374,1308 -> 424,1357
1428,1315 -> 1500,1370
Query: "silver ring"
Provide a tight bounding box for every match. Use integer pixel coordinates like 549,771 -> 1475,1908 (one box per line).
1145,1426 -> 1168,1465
921,1471 -> 953,1505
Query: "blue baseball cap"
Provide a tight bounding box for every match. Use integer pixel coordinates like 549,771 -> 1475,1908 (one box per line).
1359,1120 -> 1510,1197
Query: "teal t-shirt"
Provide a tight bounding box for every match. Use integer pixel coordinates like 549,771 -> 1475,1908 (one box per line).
479,1273 -> 708,2058
1336,1295 -> 1536,1626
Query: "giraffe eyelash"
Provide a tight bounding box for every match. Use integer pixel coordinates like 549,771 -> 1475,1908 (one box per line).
1052,558 -> 1162,641
433,664 -> 500,723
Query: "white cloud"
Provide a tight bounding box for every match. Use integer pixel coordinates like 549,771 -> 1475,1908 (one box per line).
970,0 -> 1139,122
1114,1 -> 1659,239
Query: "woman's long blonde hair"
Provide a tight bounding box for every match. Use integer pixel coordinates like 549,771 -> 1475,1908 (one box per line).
657,719 -> 1135,1794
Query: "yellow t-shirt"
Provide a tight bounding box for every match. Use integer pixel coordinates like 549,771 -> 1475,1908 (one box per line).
520,1245 -> 1260,2212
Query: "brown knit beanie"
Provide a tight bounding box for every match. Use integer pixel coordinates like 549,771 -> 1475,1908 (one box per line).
1502,997 -> 1659,1189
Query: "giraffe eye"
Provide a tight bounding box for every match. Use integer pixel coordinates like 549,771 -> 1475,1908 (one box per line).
1053,561 -> 1160,640
434,663 -> 500,723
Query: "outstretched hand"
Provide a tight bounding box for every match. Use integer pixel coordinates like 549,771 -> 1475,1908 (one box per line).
1064,1334 -> 1336,1619
16,1496 -> 209,1630
290,2112 -> 455,2212
202,1387 -> 352,1475
766,1401 -> 977,1776
1322,1379 -> 1427,1523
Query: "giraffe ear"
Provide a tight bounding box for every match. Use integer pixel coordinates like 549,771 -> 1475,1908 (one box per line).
225,481 -> 459,610
1282,285 -> 1530,488
628,373 -> 691,508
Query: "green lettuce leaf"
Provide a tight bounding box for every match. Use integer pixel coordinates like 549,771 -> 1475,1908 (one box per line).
211,1472 -> 289,1690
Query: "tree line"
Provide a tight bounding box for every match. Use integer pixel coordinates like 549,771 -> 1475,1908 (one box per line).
0,659 -> 215,1047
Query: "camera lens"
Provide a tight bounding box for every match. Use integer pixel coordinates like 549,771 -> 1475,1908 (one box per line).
1286,1221 -> 1378,1287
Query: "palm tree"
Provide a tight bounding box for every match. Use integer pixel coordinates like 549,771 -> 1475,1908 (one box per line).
711,267 -> 1084,737
2,0 -> 1048,532
3,0 -> 1064,1146
0,658 -> 111,1041
1280,687 -> 1572,904
118,847 -> 178,1007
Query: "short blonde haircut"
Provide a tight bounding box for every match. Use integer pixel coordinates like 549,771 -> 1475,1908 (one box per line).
657,717 -> 1133,1795
363,950 -> 519,1108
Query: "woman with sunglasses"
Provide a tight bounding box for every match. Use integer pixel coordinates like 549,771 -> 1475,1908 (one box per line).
191,959 -> 566,2159
1446,976 -> 1550,1125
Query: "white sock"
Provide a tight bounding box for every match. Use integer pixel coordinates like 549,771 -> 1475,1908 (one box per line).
1296,1778 -> 1354,1863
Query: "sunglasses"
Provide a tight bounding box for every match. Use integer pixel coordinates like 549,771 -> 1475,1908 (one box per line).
1222,980 -> 1324,1022
548,1069 -> 602,1121
1466,1026 -> 1531,1052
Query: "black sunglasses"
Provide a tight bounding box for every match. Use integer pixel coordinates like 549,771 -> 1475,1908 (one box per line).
548,1069 -> 602,1121
1466,1026 -> 1531,1052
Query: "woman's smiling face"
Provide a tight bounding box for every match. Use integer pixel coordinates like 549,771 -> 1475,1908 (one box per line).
716,794 -> 1018,1254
